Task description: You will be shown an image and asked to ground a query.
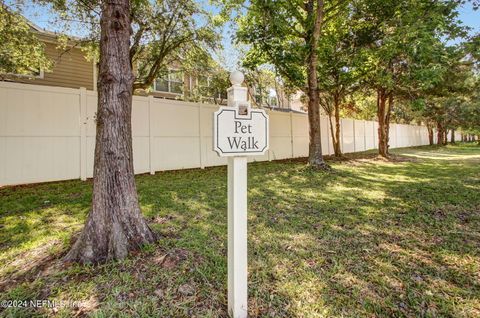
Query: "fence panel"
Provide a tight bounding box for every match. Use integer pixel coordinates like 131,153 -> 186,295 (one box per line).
341,118 -> 355,153
268,111 -> 292,160
354,120 -> 366,152
365,121 -> 376,150
0,82 -> 81,185
292,113 -> 309,157
0,82 -> 436,186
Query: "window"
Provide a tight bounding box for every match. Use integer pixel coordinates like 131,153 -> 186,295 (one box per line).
8,69 -> 44,79
153,69 -> 183,94
253,86 -> 279,107
197,75 -> 209,89
196,75 -> 227,101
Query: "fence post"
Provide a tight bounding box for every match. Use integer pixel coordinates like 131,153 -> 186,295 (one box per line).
290,112 -> 294,158
352,119 -> 356,153
268,110 -> 272,161
198,103 -> 205,169
148,96 -> 155,175
80,87 -> 87,181
363,120 -> 367,151
395,124 -> 399,148
340,118 -> 345,153
327,117 -> 331,155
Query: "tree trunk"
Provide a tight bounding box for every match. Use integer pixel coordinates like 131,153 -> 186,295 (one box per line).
427,126 -> 434,145
305,0 -> 328,169
436,122 -> 444,146
450,129 -> 455,144
65,0 -> 156,264
327,93 -> 342,157
385,93 -> 393,149
334,99 -> 342,157
377,88 -> 390,157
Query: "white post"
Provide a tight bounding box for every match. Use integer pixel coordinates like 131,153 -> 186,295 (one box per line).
228,156 -> 248,317
198,103 -> 205,169
290,112 -> 294,158
227,71 -> 248,318
363,120 -> 367,151
327,117 -> 331,155
79,87 -> 87,181
352,119 -> 356,153
148,96 -> 155,175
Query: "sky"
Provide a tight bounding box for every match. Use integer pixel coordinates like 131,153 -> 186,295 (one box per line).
14,1 -> 480,70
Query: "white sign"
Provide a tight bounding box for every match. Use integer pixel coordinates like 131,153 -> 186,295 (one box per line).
213,102 -> 269,157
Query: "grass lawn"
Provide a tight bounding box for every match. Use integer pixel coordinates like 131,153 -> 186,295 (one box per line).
1,143 -> 479,317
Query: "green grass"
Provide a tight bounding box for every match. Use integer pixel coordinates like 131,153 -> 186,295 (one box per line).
1,143 -> 479,317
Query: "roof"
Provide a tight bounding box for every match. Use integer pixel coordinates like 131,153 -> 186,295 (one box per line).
263,106 -> 307,114
26,16 -> 84,43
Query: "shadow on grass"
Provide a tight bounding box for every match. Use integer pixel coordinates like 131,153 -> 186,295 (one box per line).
0,143 -> 479,317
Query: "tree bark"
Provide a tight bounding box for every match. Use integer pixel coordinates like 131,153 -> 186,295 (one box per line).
305,0 -> 328,169
436,122 -> 444,146
327,93 -> 342,157
377,88 -> 390,157
65,0 -> 155,264
427,126 -> 434,145
450,129 -> 455,144
385,93 -> 393,149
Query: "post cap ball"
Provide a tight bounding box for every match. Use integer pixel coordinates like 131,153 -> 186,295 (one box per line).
230,71 -> 244,86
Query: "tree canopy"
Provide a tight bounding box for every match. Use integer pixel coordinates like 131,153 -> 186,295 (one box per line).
0,3 -> 51,77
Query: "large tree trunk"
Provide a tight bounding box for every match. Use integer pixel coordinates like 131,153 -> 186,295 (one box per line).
65,0 -> 155,264
450,129 -> 455,144
305,0 -> 328,169
427,126 -> 434,145
377,88 -> 390,157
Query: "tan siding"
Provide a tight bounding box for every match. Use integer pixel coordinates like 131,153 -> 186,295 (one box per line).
4,42 -> 94,90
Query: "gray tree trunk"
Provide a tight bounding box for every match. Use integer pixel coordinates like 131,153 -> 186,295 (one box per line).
65,0 -> 156,264
427,126 -> 434,145
377,88 -> 390,157
305,0 -> 328,169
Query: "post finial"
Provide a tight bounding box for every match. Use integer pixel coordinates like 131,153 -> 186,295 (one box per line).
230,71 -> 244,86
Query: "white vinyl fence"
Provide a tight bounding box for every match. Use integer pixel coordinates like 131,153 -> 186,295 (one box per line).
0,82 -> 461,186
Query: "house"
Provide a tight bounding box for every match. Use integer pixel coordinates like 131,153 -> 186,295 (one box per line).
1,21 -> 206,99
1,23 -> 96,91
2,20 -> 304,111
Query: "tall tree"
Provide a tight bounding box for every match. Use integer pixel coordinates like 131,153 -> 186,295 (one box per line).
317,10 -> 360,157
350,0 -> 462,157
236,0 -> 348,169
32,0 -> 220,263
413,45 -> 474,146
65,0 -> 156,263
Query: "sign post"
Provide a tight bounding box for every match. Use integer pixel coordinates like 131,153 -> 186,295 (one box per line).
213,71 -> 269,318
